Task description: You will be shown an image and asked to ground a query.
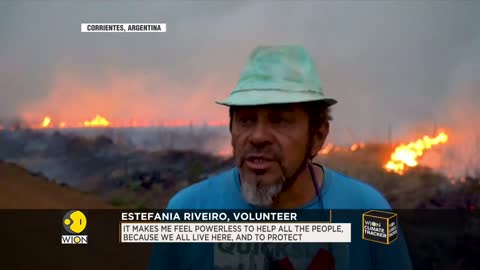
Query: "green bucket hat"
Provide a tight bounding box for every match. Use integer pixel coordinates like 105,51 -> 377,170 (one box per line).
216,45 -> 337,107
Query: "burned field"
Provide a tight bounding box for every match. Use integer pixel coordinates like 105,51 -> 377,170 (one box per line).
0,128 -> 233,208
0,127 -> 478,209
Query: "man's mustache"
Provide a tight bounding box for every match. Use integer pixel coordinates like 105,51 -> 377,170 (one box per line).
238,147 -> 281,166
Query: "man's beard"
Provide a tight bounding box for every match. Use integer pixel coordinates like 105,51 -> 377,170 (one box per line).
240,173 -> 286,207
237,146 -> 288,207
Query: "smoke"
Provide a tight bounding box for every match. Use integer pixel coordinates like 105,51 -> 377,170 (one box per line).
422,35 -> 480,178
0,1 -> 479,155
19,70 -> 225,125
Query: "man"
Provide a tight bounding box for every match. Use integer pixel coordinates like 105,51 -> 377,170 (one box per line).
148,46 -> 412,270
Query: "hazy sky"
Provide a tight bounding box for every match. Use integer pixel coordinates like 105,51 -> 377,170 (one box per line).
0,1 -> 479,143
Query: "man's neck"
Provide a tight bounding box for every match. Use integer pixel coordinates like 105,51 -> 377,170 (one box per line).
270,164 -> 324,209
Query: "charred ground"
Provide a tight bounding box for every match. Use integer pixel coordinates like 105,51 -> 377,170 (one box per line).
1,128 -> 479,209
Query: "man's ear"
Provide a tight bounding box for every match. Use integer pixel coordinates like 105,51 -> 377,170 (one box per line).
310,121 -> 329,158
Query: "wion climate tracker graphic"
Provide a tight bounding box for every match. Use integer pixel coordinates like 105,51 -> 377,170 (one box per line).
61,210 -> 88,244
362,210 -> 398,245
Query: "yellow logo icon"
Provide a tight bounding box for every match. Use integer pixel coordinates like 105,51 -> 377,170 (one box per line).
63,210 -> 87,234
362,210 -> 398,245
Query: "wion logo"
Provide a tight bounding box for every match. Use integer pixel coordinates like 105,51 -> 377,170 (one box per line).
61,210 -> 88,245
362,210 -> 398,245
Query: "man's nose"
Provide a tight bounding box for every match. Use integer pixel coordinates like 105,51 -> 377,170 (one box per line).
249,121 -> 272,146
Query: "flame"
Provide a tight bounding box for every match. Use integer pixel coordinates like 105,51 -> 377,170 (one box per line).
28,115 -> 229,129
320,142 -> 366,155
385,132 -> 449,175
41,116 -> 52,128
319,143 -> 334,155
83,115 -> 110,127
350,144 -> 359,152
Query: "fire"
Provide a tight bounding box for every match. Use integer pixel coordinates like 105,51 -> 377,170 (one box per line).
41,116 -> 52,128
83,115 -> 110,127
320,142 -> 365,155
32,115 -> 228,129
350,143 -> 365,152
319,143 -> 334,155
385,132 -> 449,175
350,144 -> 359,152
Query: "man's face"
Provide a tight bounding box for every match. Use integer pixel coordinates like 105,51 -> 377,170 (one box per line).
231,104 -> 325,206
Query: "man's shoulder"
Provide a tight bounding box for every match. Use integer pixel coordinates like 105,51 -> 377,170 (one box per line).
325,168 -> 392,209
166,168 -> 238,209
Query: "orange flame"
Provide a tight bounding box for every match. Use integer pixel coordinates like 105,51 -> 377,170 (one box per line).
41,116 -> 52,128
319,143 -> 334,155
350,144 -> 359,152
319,142 -> 366,155
28,115 -> 229,129
385,132 -> 449,175
83,115 -> 110,127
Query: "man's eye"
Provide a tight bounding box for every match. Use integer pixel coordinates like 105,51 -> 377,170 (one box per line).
237,117 -> 254,124
270,116 -> 287,124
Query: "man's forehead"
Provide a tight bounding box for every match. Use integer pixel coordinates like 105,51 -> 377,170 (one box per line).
233,103 -> 306,113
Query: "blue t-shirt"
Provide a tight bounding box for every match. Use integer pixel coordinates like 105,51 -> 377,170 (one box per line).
148,166 -> 413,270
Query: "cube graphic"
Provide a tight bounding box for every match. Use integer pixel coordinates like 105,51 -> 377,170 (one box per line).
362,210 -> 398,244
